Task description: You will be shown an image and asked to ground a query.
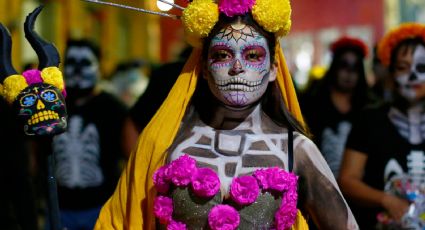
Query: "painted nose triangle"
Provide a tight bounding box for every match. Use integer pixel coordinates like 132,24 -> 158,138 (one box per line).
37,99 -> 45,110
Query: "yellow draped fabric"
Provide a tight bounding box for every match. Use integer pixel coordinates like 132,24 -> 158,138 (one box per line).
95,43 -> 307,230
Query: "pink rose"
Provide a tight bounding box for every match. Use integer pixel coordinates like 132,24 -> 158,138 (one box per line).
253,168 -> 298,192
230,176 -> 259,205
153,165 -> 170,194
167,220 -> 187,230
218,0 -> 255,17
167,155 -> 197,186
191,168 -> 220,197
154,196 -> 173,224
208,205 -> 240,230
274,204 -> 298,230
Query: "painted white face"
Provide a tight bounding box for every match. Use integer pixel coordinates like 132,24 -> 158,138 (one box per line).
204,21 -> 276,108
394,44 -> 425,101
64,46 -> 99,89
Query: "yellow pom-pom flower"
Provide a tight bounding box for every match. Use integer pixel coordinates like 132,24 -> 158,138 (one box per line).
41,66 -> 64,91
182,0 -> 219,47
252,0 -> 291,36
2,75 -> 28,103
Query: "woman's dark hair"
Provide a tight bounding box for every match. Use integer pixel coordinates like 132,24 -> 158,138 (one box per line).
196,13 -> 308,137
65,39 -> 101,60
389,38 -> 425,73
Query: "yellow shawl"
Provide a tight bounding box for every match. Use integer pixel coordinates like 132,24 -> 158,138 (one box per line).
95,43 -> 308,230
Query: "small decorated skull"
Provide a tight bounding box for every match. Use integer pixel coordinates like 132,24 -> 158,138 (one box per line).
14,83 -> 67,136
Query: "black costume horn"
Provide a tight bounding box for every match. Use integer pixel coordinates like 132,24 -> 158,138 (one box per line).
0,23 -> 18,82
24,5 -> 60,69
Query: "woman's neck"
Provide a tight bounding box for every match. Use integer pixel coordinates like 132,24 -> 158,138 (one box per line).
197,97 -> 261,130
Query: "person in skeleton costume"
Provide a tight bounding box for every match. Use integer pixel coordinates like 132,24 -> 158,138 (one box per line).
51,39 -> 127,229
339,23 -> 425,229
91,0 -> 358,229
300,36 -> 372,178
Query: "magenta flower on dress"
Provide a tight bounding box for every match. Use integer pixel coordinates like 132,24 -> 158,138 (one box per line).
167,154 -> 197,186
230,175 -> 259,205
253,167 -> 297,192
218,0 -> 255,17
153,165 -> 171,194
208,205 -> 240,230
274,203 -> 298,230
167,220 -> 187,230
154,196 -> 173,224
191,167 -> 220,198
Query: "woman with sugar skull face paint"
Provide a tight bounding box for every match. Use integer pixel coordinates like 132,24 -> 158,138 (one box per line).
339,23 -> 425,229
90,0 -> 358,229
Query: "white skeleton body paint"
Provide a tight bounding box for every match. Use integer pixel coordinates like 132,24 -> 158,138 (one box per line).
53,116 -> 103,188
168,106 -> 288,195
389,106 -> 425,144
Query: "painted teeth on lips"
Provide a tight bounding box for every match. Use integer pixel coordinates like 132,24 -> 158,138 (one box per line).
216,77 -> 262,87
28,110 -> 60,125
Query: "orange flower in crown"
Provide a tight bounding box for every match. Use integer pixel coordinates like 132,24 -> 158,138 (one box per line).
330,36 -> 369,58
377,23 -> 425,67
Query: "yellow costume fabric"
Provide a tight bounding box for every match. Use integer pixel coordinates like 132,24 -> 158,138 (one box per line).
95,43 -> 308,230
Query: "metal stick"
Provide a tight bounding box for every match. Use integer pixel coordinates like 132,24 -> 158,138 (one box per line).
158,0 -> 185,10
82,0 -> 180,19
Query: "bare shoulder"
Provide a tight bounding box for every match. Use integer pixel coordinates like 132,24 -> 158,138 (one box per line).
292,133 -> 338,186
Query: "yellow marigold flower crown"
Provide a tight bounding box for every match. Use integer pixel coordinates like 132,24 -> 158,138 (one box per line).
377,23 -> 425,67
0,67 -> 65,104
182,0 -> 292,47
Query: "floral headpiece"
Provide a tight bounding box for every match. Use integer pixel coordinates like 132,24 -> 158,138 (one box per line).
377,23 -> 425,67
84,0 -> 292,47
0,6 -> 65,104
330,36 -> 368,58
183,0 -> 291,47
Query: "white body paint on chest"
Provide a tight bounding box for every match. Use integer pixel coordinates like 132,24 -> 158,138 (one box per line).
168,106 -> 289,195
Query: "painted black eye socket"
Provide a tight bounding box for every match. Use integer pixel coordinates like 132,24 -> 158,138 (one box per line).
41,90 -> 58,102
80,58 -> 92,66
416,63 -> 425,73
20,93 -> 37,107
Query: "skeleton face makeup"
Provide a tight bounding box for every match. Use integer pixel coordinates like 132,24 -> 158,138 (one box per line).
14,83 -> 67,136
335,51 -> 360,92
64,46 -> 99,90
394,44 -> 425,102
205,21 -> 276,108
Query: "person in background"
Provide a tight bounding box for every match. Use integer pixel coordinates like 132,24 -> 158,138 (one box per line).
104,59 -> 149,108
370,45 -> 393,103
339,23 -> 425,229
50,39 -> 127,230
300,36 -> 373,177
122,46 -> 192,156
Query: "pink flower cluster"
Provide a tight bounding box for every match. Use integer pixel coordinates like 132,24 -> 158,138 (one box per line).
218,0 -> 255,17
208,205 -> 240,230
153,154 -> 220,197
153,155 -> 299,230
153,155 -> 221,229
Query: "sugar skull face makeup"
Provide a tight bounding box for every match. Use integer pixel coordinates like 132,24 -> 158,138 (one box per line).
394,44 -> 425,102
64,46 -> 99,90
205,21 -> 276,108
14,83 -> 67,136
